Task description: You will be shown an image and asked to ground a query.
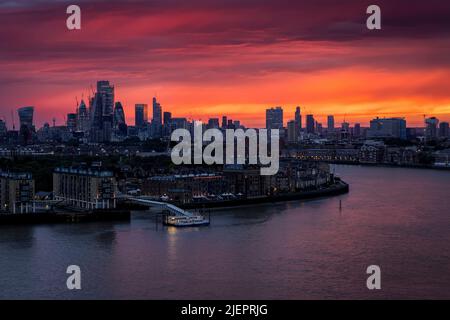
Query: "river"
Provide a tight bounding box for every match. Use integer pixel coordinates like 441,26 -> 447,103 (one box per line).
0,165 -> 449,299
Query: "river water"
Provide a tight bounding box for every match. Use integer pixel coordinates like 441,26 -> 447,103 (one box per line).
0,165 -> 449,299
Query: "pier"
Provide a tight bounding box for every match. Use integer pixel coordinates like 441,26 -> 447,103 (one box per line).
122,196 -> 210,227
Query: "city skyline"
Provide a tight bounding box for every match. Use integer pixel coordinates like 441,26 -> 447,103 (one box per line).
6,94 -> 449,133
1,0 -> 450,128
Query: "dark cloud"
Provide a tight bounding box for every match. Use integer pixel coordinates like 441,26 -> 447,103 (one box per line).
1,0 -> 449,128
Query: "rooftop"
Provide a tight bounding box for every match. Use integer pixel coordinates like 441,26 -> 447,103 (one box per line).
0,171 -> 33,180
54,167 -> 114,177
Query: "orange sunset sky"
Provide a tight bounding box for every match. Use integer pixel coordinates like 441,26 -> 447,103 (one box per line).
1,0 -> 450,128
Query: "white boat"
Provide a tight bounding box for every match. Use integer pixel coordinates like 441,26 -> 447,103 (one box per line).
164,215 -> 210,227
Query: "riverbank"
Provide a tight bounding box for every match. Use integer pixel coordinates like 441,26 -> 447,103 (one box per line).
321,160 -> 450,171
0,209 -> 130,225
180,180 -> 349,210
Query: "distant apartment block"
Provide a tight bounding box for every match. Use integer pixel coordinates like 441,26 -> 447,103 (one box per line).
135,104 -> 148,128
53,167 -> 117,210
367,117 -> 407,140
266,107 -> 284,130
287,120 -> 298,143
0,171 -> 35,214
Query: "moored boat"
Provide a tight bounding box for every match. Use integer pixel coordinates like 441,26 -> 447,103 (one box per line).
164,214 -> 210,227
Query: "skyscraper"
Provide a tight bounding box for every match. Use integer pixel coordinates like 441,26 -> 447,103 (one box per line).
306,115 -> 315,134
89,81 -> 115,142
114,102 -> 126,127
266,107 -> 283,130
425,117 -> 439,140
368,117 -> 407,140
152,97 -> 162,126
151,97 -> 163,137
222,116 -> 228,129
341,121 -> 350,132
135,104 -> 148,127
287,120 -> 298,143
96,80 -> 114,116
18,106 -> 34,144
208,118 -> 220,129
90,93 -> 104,142
163,112 -> 172,125
90,93 -> 103,128
295,107 -> 302,133
0,119 -> 7,136
439,122 -> 449,138
354,123 -> 361,137
327,115 -> 335,131
77,100 -> 90,132
18,106 -> 34,129
66,113 -> 77,132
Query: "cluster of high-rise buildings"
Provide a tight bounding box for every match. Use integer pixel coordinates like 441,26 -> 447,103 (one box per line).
0,80 -> 449,145
69,80 -> 128,142
267,106 -> 449,142
266,105 -> 358,143
0,80 -> 248,145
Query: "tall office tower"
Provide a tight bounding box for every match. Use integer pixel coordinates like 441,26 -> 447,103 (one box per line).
266,107 -> 284,130
96,80 -> 115,142
341,122 -> 350,132
162,112 -> 172,137
113,102 -> 126,127
171,118 -> 188,130
96,80 -> 115,116
90,93 -> 102,128
135,104 -> 148,127
163,112 -> 172,125
317,122 -> 323,135
89,93 -> 104,142
208,118 -> 220,129
222,116 -> 228,129
0,119 -> 7,136
287,120 -> 298,143
354,123 -> 361,137
77,100 -> 90,133
368,117 -> 407,140
327,115 -> 335,131
152,97 -> 162,126
425,117 -> 439,140
306,115 -> 315,134
340,121 -> 350,140
66,113 -> 77,132
295,106 -> 302,132
18,106 -> 34,144
152,97 -> 163,138
439,122 -> 449,138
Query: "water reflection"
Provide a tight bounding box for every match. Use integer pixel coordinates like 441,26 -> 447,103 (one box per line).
0,226 -> 36,249
0,165 -> 449,299
95,230 -> 117,247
